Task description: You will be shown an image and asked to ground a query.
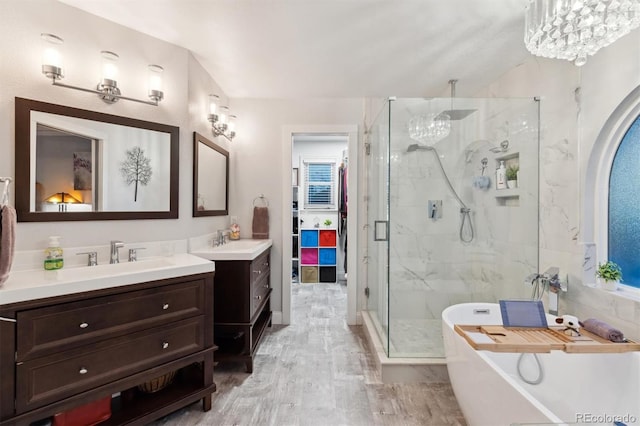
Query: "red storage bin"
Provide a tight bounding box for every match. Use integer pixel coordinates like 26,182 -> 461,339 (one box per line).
319,229 -> 336,246
53,396 -> 111,426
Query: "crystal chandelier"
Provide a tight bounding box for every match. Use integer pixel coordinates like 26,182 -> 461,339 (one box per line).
407,113 -> 451,145
525,0 -> 640,66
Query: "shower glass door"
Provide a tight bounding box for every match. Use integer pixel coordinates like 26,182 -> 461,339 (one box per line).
378,96 -> 539,358
365,99 -> 392,355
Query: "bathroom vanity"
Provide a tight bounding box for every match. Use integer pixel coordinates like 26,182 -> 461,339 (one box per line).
191,239 -> 273,373
0,255 -> 216,426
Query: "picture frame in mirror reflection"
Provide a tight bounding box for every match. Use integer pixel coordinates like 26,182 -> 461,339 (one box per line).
14,97 -> 179,222
193,132 -> 229,217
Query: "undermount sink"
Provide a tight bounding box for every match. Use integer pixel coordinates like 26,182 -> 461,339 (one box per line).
0,253 -> 215,305
191,238 -> 273,261
58,257 -> 174,279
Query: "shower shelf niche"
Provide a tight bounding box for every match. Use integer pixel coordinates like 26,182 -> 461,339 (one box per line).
494,151 -> 520,206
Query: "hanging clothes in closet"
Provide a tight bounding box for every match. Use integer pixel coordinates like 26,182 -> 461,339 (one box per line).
338,162 -> 348,273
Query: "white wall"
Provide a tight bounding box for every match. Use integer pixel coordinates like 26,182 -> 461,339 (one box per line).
0,0 -> 226,250
225,99 -> 362,315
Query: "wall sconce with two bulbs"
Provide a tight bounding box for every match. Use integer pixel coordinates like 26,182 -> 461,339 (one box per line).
41,33 -> 164,106
208,94 -> 237,141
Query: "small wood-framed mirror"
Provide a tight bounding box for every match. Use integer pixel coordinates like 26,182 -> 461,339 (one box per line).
193,132 -> 229,216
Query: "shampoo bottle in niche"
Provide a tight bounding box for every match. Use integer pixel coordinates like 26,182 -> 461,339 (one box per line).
496,160 -> 507,190
44,236 -> 64,270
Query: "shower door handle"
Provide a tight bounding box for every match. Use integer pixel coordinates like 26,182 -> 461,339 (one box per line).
374,220 -> 388,241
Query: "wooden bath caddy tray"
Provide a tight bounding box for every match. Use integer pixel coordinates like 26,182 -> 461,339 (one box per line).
454,325 -> 640,353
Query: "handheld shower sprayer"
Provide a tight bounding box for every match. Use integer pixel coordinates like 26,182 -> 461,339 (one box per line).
406,143 -> 474,242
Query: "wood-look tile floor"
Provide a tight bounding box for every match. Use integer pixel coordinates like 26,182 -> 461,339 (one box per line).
150,282 -> 467,426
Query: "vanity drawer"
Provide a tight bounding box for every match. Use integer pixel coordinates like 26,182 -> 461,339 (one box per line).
252,285 -> 271,316
251,273 -> 270,312
16,279 -> 205,361
15,316 -> 205,413
249,250 -> 270,286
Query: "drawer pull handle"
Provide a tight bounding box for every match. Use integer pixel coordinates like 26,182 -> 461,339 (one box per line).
253,270 -> 262,275
263,284 -> 269,288
162,303 -> 169,310
263,262 -> 269,267
79,367 -> 88,375
162,342 -> 169,349
79,322 -> 89,329
255,295 -> 262,300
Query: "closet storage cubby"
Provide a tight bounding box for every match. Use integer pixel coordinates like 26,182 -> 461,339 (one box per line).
300,229 -> 337,283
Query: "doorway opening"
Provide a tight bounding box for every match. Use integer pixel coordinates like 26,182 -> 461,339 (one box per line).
281,125 -> 358,325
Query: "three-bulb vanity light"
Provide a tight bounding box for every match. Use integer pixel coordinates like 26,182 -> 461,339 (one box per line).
207,94 -> 237,141
40,33 -> 164,106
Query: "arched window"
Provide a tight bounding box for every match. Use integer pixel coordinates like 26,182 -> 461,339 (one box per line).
608,115 -> 640,289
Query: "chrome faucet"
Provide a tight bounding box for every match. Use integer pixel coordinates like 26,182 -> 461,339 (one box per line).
77,251 -> 98,266
128,247 -> 145,262
526,267 -> 567,316
110,240 -> 125,264
541,267 -> 564,316
215,230 -> 225,246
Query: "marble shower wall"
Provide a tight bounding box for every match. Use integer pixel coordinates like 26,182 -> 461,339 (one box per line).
387,98 -> 539,322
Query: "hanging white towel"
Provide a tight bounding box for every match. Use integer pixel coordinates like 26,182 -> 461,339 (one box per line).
0,205 -> 17,286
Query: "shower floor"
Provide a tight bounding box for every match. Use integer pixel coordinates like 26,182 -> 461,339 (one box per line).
369,313 -> 445,358
389,318 -> 445,358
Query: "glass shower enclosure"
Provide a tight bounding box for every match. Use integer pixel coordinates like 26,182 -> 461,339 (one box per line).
366,97 -> 540,358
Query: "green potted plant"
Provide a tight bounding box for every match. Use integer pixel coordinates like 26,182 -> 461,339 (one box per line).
506,165 -> 519,189
596,261 -> 622,291
324,219 -> 332,227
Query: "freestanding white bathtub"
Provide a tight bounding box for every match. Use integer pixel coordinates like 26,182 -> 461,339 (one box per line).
442,303 -> 640,426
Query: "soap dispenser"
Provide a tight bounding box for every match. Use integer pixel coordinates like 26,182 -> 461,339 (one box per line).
496,160 -> 507,190
44,236 -> 64,270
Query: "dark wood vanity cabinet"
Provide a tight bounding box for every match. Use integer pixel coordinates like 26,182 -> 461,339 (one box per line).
213,248 -> 272,373
0,273 -> 216,426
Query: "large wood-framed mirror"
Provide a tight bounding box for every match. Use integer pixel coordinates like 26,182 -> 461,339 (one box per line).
15,97 -> 179,222
193,132 -> 229,217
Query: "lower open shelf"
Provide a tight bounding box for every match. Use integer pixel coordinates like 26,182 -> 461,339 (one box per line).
22,352 -> 215,426
251,309 -> 272,354
214,298 -> 272,373
104,363 -> 214,425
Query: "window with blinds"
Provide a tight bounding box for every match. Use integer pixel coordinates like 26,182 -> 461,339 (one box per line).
303,160 -> 336,209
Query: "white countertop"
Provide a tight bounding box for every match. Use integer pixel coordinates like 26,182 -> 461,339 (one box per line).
0,253 -> 215,306
190,238 -> 273,261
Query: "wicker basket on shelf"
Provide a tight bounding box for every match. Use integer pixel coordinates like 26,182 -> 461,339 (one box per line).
137,370 -> 177,393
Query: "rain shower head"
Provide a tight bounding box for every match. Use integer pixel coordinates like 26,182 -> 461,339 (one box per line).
435,109 -> 477,121
436,80 -> 477,121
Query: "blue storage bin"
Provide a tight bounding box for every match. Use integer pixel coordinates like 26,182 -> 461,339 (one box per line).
318,248 -> 336,265
300,229 -> 319,247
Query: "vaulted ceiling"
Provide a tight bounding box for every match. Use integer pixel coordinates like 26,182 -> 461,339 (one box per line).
59,0 -> 531,98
